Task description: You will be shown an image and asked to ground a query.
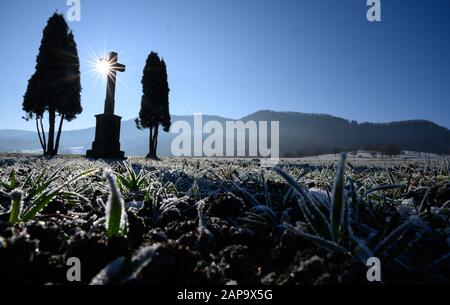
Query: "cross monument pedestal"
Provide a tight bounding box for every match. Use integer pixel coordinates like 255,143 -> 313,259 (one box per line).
86,52 -> 126,159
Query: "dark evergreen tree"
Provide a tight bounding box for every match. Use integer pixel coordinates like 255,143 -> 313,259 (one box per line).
23,13 -> 82,156
136,52 -> 171,158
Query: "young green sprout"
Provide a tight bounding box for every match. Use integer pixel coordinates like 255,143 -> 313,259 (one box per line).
197,200 -> 216,256
9,189 -> 24,224
104,170 -> 128,238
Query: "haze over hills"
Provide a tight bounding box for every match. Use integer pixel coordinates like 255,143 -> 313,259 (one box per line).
0,111 -> 449,157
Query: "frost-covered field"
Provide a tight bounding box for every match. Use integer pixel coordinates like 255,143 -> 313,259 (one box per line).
0,154 -> 449,284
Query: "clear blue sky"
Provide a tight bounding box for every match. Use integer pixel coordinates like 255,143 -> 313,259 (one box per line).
0,0 -> 449,131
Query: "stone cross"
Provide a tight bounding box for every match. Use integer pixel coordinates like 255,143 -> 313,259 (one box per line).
86,51 -> 126,159
104,52 -> 126,115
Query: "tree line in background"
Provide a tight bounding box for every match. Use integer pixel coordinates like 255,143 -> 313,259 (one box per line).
248,111 -> 450,158
23,13 -> 170,158
284,144 -> 403,159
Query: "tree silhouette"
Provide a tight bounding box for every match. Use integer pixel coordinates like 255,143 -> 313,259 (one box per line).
23,13 -> 82,156
136,52 -> 171,158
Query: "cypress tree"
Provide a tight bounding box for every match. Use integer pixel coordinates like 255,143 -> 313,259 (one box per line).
136,52 -> 171,158
23,13 -> 82,156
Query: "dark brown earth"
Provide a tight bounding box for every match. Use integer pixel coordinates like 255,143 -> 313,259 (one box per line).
0,155 -> 448,285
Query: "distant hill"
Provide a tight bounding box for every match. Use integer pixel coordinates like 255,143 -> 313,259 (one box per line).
244,111 -> 450,156
0,111 -> 449,156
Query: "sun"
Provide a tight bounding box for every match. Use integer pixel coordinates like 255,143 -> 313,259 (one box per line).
96,58 -> 111,76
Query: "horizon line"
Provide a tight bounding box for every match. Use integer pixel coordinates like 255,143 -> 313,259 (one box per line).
2,110 -> 449,132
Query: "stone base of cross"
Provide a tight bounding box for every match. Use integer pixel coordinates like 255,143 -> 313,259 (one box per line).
86,113 -> 125,159
86,51 -> 126,159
